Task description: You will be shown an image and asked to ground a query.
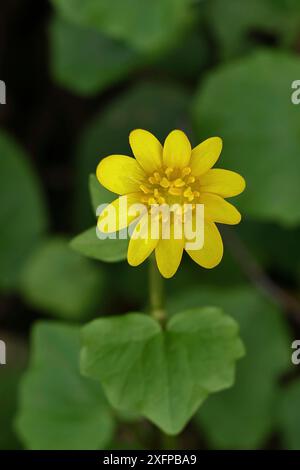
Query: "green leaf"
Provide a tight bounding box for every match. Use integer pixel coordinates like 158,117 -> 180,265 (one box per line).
168,286 -> 291,448
194,49 -> 300,226
16,322 -> 115,450
51,0 -> 192,53
71,228 -> 128,263
89,174 -> 114,214
72,176 -> 127,264
20,238 -> 105,320
49,16 -> 142,96
0,132 -> 47,291
75,81 -> 191,228
81,309 -> 244,435
278,380 -> 300,450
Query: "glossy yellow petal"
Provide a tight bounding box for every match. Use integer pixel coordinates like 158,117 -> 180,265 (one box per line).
97,155 -> 146,195
155,227 -> 184,278
200,193 -> 241,225
97,193 -> 145,233
129,129 -> 163,173
163,130 -> 191,169
186,220 -> 223,269
199,169 -> 246,198
190,137 -> 222,176
127,213 -> 158,266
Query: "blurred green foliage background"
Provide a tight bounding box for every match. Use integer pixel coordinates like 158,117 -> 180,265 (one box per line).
1,0 -> 300,449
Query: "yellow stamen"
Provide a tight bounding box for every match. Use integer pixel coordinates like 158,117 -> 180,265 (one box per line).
165,167 -> 173,178
154,172 -> 161,182
160,177 -> 170,188
145,165 -> 199,206
140,184 -> 152,194
187,176 -> 195,184
158,196 -> 166,204
169,187 -> 182,196
181,167 -> 191,177
148,197 -> 157,205
184,187 -> 194,201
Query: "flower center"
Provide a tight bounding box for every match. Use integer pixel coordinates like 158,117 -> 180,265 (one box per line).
139,166 -> 200,207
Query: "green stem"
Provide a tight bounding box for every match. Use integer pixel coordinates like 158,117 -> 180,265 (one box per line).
149,255 -> 166,325
161,432 -> 179,450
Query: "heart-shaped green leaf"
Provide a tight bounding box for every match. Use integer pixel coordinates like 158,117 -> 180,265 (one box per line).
81,308 -> 244,435
168,285 -> 291,448
16,322 -> 115,450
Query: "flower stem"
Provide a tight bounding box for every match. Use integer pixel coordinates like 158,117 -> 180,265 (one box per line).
149,254 -> 166,325
161,432 -> 178,450
148,257 -> 178,448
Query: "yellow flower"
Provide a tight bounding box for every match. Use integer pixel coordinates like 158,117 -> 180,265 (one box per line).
96,129 -> 245,278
